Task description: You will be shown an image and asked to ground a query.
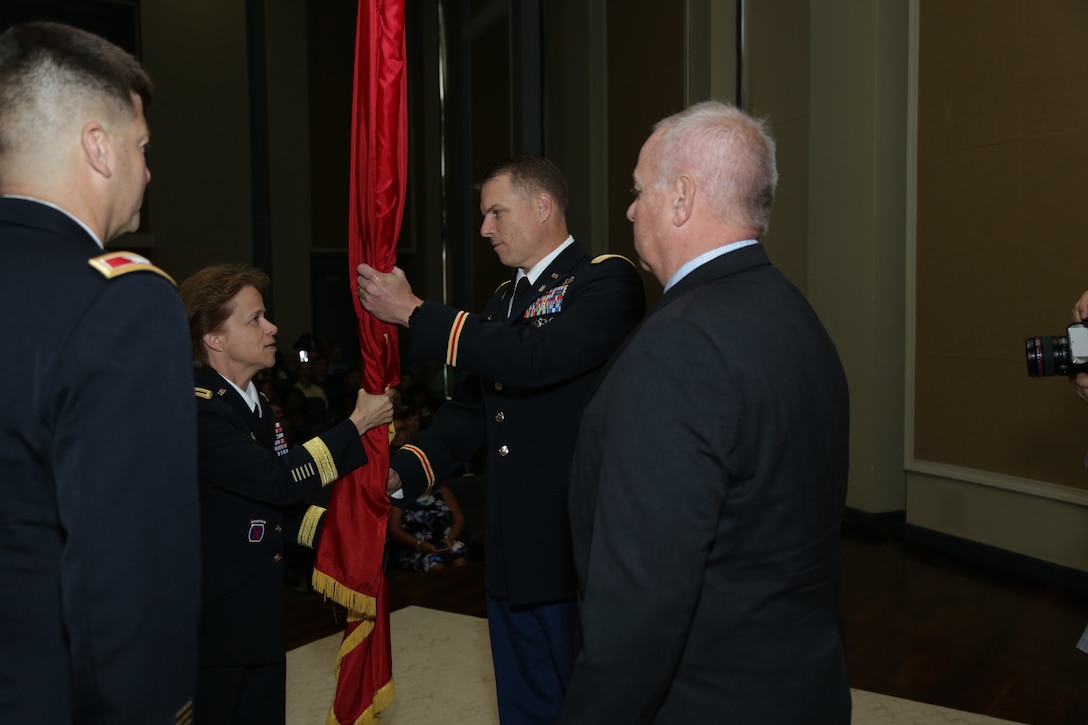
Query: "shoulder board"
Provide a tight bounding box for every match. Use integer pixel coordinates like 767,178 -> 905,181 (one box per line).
88,251 -> 176,286
194,387 -> 213,400
494,279 -> 513,293
592,253 -> 636,268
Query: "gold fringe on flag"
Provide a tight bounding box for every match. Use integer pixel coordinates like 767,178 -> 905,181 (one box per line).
333,611 -> 376,680
311,569 -> 377,618
325,678 -> 395,725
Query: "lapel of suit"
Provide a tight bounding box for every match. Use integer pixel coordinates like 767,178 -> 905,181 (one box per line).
506,241 -> 587,324
654,242 -> 772,313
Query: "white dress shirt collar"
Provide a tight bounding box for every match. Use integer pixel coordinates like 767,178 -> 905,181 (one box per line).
664,238 -> 758,293
517,235 -> 575,286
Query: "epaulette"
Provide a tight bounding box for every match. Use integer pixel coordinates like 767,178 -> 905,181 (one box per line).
494,279 -> 513,293
88,251 -> 176,285
591,253 -> 636,268
194,387 -> 213,400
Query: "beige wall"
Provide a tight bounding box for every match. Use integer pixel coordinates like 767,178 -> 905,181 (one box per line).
264,0 -> 314,345
808,0 -> 909,515
137,0 -> 319,343
906,0 -> 1088,572
139,0 -> 253,280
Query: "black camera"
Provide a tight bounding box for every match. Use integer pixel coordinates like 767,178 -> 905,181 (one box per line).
1025,322 -> 1088,377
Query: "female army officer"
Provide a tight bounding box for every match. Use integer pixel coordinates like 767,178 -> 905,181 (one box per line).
179,265 -> 393,725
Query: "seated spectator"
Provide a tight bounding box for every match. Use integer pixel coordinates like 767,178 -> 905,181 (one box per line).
282,387 -> 314,443
387,484 -> 468,572
292,360 -> 328,432
405,381 -> 438,428
390,409 -> 411,451
402,407 -> 423,437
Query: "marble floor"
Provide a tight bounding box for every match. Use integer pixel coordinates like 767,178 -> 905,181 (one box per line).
286,606 -> 1026,725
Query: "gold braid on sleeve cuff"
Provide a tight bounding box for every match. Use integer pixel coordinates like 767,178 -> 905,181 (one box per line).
297,505 -> 325,548
302,437 -> 338,486
445,311 -> 471,366
174,699 -> 193,725
400,444 -> 437,497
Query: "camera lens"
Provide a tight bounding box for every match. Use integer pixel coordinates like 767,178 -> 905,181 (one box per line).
1025,335 -> 1071,377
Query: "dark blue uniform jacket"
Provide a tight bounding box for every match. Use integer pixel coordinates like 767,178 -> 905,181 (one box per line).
194,365 -> 367,665
390,241 -> 645,606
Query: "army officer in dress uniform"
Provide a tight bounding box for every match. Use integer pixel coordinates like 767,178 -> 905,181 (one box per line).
1,21 -> 200,725
178,264 -> 394,725
357,154 -> 645,724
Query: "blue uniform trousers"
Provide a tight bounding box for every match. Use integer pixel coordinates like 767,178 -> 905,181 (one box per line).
487,594 -> 577,724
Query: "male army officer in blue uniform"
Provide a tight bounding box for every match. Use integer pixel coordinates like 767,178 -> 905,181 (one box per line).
358,154 -> 645,724
0,22 -> 200,724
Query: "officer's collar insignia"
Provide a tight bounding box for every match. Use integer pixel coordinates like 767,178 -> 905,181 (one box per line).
217,388 -> 228,397
563,275 -> 575,284
550,272 -> 559,279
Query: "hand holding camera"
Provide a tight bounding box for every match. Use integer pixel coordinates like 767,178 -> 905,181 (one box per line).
1025,290 -> 1088,402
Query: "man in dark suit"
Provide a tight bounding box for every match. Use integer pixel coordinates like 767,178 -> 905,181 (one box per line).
0,22 -> 200,724
357,155 -> 645,724
560,102 -> 851,724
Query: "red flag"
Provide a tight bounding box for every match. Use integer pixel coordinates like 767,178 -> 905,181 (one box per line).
312,0 -> 407,722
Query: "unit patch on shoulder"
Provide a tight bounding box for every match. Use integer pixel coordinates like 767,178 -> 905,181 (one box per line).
591,253 -> 636,268
88,251 -> 176,285
194,387 -> 213,400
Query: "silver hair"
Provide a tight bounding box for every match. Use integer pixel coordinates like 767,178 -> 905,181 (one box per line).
651,101 -> 778,236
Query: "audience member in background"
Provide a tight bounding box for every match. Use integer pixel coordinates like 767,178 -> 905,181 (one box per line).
391,409 -> 411,451
178,263 -> 393,725
0,21 -> 200,723
326,340 -> 353,378
387,483 -> 469,572
282,386 -> 313,442
405,380 -> 438,428
293,359 -> 328,402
